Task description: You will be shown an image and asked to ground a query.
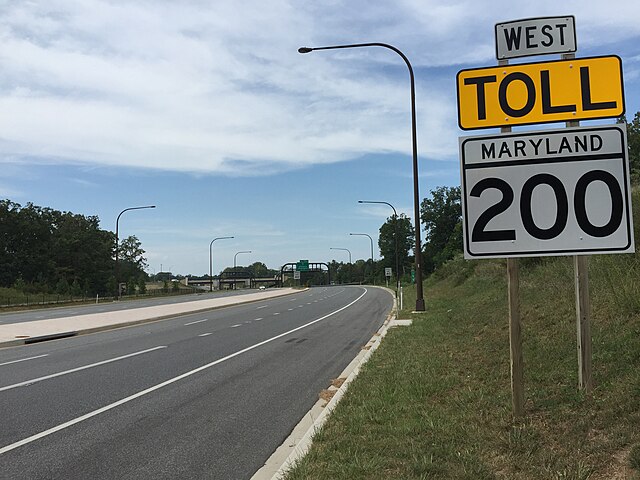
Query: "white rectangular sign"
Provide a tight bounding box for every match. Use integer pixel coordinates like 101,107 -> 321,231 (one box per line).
293,270 -> 301,280
460,124 -> 634,258
384,268 -> 392,277
495,16 -> 576,60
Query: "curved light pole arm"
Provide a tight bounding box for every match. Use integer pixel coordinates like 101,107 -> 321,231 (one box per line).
350,233 -> 375,284
234,251 -> 252,269
358,200 -> 399,293
114,205 -> 156,298
209,236 -> 234,292
330,247 -> 352,264
302,43 -> 425,310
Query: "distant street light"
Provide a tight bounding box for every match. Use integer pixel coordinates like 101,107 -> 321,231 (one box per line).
115,205 -> 156,299
330,247 -> 352,264
233,250 -> 252,291
210,236 -> 234,292
234,251 -> 252,269
300,42 -> 425,311
359,200 -> 400,295
350,233 -> 374,284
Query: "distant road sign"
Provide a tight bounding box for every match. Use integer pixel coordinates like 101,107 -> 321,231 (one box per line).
293,270 -> 301,280
457,55 -> 624,130
495,16 -> 576,60
459,124 -> 634,258
384,268 -> 392,277
296,260 -> 309,272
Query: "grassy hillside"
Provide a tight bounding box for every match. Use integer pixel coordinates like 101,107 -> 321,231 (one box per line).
284,190 -> 640,479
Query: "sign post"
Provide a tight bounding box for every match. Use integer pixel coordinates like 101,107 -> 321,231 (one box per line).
457,16 -> 632,416
563,50 -> 593,394
498,54 -> 524,419
384,267 -> 392,288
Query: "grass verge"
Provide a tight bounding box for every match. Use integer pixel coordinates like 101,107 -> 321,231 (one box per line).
283,197 -> 640,479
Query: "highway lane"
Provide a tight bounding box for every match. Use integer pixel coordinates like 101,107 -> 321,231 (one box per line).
0,288 -> 266,324
0,286 -> 392,479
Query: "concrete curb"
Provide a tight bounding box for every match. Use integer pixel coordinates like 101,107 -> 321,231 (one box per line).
0,288 -> 303,349
251,287 -> 412,480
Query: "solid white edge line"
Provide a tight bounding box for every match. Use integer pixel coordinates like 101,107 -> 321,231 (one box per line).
0,288 -> 368,455
0,346 -> 167,393
0,354 -> 49,367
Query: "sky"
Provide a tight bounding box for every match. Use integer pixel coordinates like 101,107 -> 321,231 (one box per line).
1,1 -> 639,276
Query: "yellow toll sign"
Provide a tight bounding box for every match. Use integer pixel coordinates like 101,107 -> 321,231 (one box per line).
456,55 -> 624,130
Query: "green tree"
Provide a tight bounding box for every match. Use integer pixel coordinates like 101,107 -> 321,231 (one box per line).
378,214 -> 415,279
56,277 -> 70,295
127,276 -> 137,295
118,235 -> 148,285
71,278 -> 82,297
137,276 -> 147,294
618,112 -> 640,183
0,200 -> 115,295
420,186 -> 463,273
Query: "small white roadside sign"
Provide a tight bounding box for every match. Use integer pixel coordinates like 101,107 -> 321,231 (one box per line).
495,15 -> 576,59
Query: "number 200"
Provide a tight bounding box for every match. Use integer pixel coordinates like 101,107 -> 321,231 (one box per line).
470,170 -> 624,242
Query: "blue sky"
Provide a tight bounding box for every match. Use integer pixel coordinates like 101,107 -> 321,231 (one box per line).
1,1 -> 639,276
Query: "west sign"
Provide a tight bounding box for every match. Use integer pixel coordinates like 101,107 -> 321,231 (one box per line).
457,55 -> 624,130
495,16 -> 576,60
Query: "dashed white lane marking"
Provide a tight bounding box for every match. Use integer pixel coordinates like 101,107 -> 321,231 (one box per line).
273,312 -> 280,316
287,308 -> 294,311
256,305 -> 268,310
198,333 -> 213,337
254,318 -> 263,321
0,354 -> 49,367
306,303 -> 312,305
184,319 -> 208,326
231,324 -> 242,328
0,288 -> 368,455
298,305 -> 304,308
0,346 -> 167,393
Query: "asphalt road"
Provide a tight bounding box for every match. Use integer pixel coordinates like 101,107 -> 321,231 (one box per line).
0,289 -> 264,324
0,285 -> 392,479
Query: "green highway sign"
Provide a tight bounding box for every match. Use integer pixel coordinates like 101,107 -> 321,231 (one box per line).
296,260 -> 309,272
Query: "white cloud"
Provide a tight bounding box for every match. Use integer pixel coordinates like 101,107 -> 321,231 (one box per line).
0,1 -> 638,176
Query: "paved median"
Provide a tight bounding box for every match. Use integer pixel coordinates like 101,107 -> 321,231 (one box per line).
0,288 -> 299,348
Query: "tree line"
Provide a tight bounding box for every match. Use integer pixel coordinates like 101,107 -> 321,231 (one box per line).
0,200 -> 147,296
2,113 -> 637,291
375,111 -> 640,281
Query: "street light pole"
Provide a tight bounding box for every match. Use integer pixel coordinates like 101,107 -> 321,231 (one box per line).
300,42 -> 425,311
359,200 -> 400,295
115,205 -> 156,299
234,251 -> 252,269
349,233 -> 374,284
210,236 -> 234,292
233,250 -> 252,291
330,247 -> 352,264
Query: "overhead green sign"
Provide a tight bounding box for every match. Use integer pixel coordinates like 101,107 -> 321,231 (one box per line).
297,260 -> 309,272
